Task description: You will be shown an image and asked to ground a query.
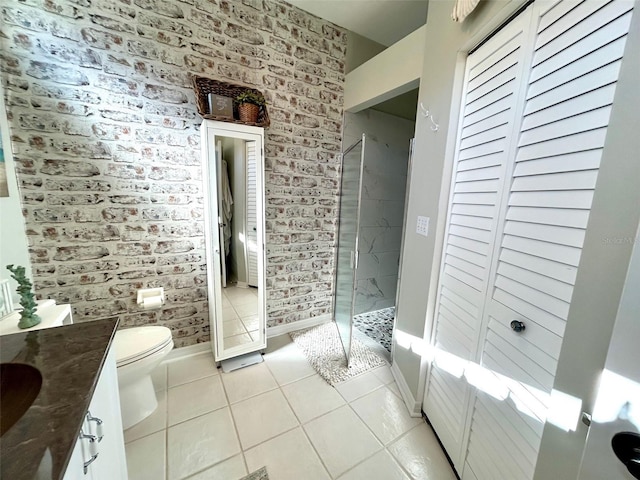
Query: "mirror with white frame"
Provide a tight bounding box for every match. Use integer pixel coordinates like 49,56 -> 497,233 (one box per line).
201,120 -> 266,362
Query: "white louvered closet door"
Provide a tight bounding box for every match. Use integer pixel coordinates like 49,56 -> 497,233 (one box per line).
246,141 -> 259,287
462,1 -> 636,480
423,8 -> 536,469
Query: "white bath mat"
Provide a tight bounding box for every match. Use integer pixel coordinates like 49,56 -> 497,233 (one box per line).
289,322 -> 387,386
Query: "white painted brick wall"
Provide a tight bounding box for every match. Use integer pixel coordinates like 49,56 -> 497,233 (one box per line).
0,0 -> 346,347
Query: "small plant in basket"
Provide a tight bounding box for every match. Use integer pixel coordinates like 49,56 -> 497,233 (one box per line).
235,90 -> 265,123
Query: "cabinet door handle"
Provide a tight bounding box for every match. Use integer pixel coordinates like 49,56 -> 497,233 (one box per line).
79,429 -> 99,474
83,453 -> 99,475
86,411 -> 104,442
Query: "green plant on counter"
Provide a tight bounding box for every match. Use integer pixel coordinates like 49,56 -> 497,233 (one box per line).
6,265 -> 41,329
234,90 -> 266,107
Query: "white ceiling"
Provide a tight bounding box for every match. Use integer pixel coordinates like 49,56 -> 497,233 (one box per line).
286,0 -> 428,46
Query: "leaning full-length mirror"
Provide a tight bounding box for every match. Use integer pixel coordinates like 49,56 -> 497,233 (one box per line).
202,120 -> 266,362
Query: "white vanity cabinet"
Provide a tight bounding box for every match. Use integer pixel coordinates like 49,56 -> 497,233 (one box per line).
64,347 -> 127,480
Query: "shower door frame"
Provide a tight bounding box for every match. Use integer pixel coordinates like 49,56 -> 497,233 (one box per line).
332,133 -> 366,367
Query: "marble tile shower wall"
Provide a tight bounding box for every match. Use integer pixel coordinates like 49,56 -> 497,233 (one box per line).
342,110 -> 414,315
0,0 -> 346,346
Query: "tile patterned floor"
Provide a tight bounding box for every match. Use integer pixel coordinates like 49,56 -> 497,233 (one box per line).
125,334 -> 457,480
221,285 -> 259,349
353,307 -> 395,353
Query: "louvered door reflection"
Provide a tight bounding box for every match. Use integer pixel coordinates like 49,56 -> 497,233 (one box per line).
246,142 -> 259,287
461,1 -> 636,479
423,8 -> 535,468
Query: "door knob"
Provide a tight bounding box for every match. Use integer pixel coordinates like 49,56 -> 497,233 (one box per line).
510,320 -> 525,333
612,432 -> 640,479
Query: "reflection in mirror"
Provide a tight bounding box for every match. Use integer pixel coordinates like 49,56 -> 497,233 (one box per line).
214,136 -> 260,350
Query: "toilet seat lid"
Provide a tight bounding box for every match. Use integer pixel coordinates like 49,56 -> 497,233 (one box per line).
115,326 -> 173,366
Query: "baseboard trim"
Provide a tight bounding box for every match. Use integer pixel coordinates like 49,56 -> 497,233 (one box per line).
391,361 -> 422,417
164,342 -> 211,363
267,314 -> 332,338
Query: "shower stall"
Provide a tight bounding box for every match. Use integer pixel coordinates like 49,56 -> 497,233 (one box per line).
334,122 -> 413,365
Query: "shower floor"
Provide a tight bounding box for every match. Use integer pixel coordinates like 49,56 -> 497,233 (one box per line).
353,307 -> 395,354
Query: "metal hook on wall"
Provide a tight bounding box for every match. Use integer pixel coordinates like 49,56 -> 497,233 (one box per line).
419,102 -> 439,132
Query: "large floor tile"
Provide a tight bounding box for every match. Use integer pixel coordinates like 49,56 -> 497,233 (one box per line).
263,340 -> 316,386
168,375 -> 227,426
224,332 -> 253,349
337,450 -> 409,480
230,389 -> 299,449
223,318 -> 248,338
125,389 -> 167,443
125,430 -> 166,480
221,362 -> 278,404
242,315 -> 259,332
372,365 -> 395,385
168,353 -> 219,388
334,370 -> 386,402
167,408 -> 240,480
350,386 -> 422,445
304,405 -> 382,478
184,454 -> 247,480
263,334 -> 293,354
282,375 -> 345,423
234,302 -> 258,317
245,428 -> 330,480
388,423 -> 457,480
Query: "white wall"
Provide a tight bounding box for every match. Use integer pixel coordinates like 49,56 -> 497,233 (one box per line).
345,31 -> 386,74
0,82 -> 33,304
344,26 -> 425,113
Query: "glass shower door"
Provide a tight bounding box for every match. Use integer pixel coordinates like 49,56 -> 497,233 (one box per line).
334,135 -> 365,366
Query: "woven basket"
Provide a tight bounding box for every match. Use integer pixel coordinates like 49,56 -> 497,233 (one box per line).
192,75 -> 270,127
238,103 -> 259,123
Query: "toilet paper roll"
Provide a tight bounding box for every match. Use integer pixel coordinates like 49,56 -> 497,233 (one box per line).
142,296 -> 163,309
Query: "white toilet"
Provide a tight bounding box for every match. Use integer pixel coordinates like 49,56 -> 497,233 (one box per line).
114,326 -> 174,430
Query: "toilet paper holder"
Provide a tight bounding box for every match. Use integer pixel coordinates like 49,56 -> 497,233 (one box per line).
137,288 -> 165,309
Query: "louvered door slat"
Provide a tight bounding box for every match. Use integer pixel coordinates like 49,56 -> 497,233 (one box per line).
512,150 -> 602,176
497,262 -> 574,302
519,108 -> 612,146
524,62 -> 622,115
505,206 -> 590,228
457,165 -> 502,182
468,406 -> 531,479
521,84 -> 616,131
452,203 -> 496,218
448,244 -> 487,267
531,28 -> 629,94
534,0 -> 631,64
503,221 -> 585,248
499,248 -> 578,285
537,0 -> 579,31
459,125 -> 510,150
462,110 -> 512,139
464,95 -> 514,126
511,170 -> 599,191
475,397 -> 536,474
516,127 -> 609,161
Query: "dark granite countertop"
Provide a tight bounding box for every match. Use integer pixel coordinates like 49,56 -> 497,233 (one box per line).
0,317 -> 119,480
